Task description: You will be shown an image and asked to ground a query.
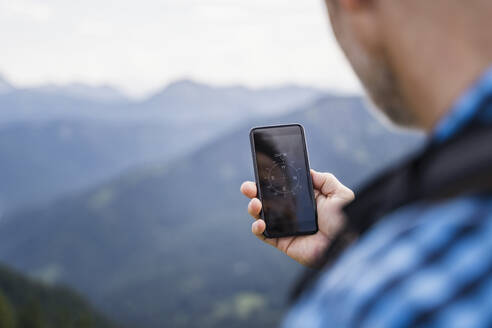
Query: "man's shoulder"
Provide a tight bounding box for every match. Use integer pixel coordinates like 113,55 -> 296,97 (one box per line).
286,194 -> 492,328
338,194 -> 492,278
368,193 -> 492,249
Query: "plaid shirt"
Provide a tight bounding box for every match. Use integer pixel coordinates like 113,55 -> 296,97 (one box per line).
284,66 -> 492,328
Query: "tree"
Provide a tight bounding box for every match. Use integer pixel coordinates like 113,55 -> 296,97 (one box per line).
0,290 -> 15,328
17,300 -> 46,328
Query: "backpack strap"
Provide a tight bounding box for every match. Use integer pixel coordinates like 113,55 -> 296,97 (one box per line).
344,124 -> 492,235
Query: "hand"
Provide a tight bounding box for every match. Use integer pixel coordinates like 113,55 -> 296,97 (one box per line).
240,169 -> 354,268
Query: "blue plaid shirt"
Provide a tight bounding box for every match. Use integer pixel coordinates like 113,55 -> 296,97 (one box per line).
284,66 -> 492,328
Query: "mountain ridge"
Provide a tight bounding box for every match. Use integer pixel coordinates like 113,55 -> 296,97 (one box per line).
0,76 -> 331,213
0,73 -> 331,109
0,74 -> 13,94
28,83 -> 129,103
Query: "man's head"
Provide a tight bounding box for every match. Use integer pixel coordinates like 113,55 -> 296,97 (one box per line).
324,0 -> 492,131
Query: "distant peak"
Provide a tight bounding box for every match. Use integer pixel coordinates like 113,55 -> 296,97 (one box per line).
0,74 -> 14,94
32,82 -> 128,103
146,79 -> 212,100
166,79 -> 208,90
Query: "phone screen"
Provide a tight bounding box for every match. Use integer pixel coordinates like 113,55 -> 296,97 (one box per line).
250,124 -> 318,237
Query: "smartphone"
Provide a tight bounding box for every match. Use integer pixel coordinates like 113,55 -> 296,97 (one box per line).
249,124 -> 318,238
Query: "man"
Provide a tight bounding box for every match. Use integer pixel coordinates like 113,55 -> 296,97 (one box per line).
240,0 -> 492,327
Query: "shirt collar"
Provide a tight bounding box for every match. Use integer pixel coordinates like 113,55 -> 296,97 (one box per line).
433,66 -> 492,143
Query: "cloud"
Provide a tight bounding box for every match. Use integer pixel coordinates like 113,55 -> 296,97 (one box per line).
0,0 -> 361,97
76,20 -> 114,38
0,0 -> 53,21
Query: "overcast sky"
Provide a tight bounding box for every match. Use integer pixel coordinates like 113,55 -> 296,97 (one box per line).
0,0 -> 361,97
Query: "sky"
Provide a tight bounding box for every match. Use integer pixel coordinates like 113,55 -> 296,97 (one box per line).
0,0 -> 361,98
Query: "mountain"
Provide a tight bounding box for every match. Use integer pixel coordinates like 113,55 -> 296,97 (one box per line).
30,83 -> 128,104
0,119 -> 216,213
0,76 -> 327,213
0,263 -> 115,328
0,96 -> 423,328
143,79 -> 326,122
0,76 -> 124,102
0,75 -> 13,94
0,76 -> 325,124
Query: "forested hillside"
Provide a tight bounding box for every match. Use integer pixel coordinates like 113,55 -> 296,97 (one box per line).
0,264 -> 115,328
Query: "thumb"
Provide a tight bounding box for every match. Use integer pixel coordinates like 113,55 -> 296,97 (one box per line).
310,169 -> 340,196
310,169 -> 355,201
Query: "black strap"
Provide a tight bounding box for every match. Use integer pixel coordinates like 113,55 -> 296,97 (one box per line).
344,123 -> 492,235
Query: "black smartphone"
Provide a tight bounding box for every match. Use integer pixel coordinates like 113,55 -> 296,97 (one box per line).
249,124 -> 318,238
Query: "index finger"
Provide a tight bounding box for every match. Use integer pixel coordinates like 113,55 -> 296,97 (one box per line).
240,181 -> 257,199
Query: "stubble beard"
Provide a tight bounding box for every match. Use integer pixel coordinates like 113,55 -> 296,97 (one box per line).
341,33 -> 419,128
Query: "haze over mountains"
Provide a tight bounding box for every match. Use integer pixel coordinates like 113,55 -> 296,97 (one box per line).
29,83 -> 128,104
0,77 -> 325,124
0,75 -> 326,214
0,75 -> 13,94
0,76 -> 423,328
